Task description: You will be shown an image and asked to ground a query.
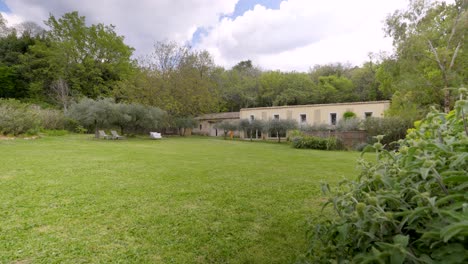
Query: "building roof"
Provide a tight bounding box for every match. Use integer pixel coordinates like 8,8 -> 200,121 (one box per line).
196,112 -> 240,120
239,100 -> 391,111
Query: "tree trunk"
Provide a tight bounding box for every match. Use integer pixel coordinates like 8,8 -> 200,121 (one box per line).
444,86 -> 450,113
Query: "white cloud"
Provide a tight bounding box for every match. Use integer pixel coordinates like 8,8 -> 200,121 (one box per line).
197,0 -> 410,71
1,12 -> 25,27
4,0 -> 452,71
4,0 -> 238,55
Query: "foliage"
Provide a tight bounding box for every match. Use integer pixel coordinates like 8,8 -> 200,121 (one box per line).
304,96 -> 468,263
336,118 -> 361,132
300,123 -> 330,132
174,116 -> 197,136
343,111 -> 357,119
67,98 -> 116,138
265,119 -> 298,143
384,0 -> 467,112
364,117 -> 414,147
214,120 -> 238,139
36,108 -> 66,130
0,99 -> 40,135
237,118 -> 265,141
67,98 -> 165,137
291,135 -> 343,150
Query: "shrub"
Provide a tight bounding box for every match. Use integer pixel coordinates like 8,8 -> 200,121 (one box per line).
343,111 -> 357,119
336,118 -> 361,132
0,99 -> 41,136
303,96 -> 468,263
300,123 -> 330,132
37,108 -> 66,130
364,116 -> 413,147
291,136 -> 343,150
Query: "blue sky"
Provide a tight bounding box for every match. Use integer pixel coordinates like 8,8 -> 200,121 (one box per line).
0,1 -> 10,12
0,0 -> 411,71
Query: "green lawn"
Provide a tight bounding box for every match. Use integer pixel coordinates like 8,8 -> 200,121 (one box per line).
0,135 -> 362,263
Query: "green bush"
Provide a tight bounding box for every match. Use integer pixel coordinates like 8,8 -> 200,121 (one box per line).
37,108 -> 66,130
343,111 -> 357,119
304,97 -> 468,263
291,136 -> 343,150
0,99 -> 41,136
336,118 -> 361,132
364,116 -> 413,147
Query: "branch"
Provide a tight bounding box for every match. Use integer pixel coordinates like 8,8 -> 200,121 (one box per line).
449,40 -> 462,71
427,39 -> 445,72
446,4 -> 463,50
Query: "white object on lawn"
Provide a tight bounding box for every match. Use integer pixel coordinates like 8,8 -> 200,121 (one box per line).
150,132 -> 162,139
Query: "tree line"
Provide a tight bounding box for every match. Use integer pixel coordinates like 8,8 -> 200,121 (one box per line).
0,0 -> 466,122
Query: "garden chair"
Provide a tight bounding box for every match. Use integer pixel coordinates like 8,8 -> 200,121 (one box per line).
150,132 -> 162,139
111,130 -> 125,140
99,130 -> 111,139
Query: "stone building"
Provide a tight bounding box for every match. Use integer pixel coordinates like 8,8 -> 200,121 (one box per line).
194,101 -> 390,138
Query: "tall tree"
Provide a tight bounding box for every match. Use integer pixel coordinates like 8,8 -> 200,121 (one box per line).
385,0 -> 467,112
24,11 -> 135,101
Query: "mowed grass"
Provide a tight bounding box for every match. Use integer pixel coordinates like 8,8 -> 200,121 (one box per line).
0,135 -> 362,263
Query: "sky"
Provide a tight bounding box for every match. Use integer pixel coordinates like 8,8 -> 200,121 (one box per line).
0,0 -> 413,72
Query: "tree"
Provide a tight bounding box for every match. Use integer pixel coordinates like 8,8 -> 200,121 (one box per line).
385,0 -> 467,112
0,29 -> 38,99
0,13 -> 10,38
215,120 -> 238,139
50,78 -> 72,112
174,117 -> 197,136
273,72 -> 315,106
131,41 -> 221,116
265,119 -> 297,143
67,98 -> 117,138
237,118 -> 265,141
25,11 -> 135,100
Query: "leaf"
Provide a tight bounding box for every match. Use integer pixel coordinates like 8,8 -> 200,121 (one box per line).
420,167 -> 431,180
393,234 -> 409,247
449,153 -> 468,169
443,174 -> 468,184
440,221 -> 468,242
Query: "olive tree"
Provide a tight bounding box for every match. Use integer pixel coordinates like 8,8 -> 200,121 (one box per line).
215,120 -> 238,139
174,117 -> 197,136
67,98 -> 116,138
266,119 -> 297,143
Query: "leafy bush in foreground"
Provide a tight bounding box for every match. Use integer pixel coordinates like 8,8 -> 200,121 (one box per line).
304,97 -> 468,263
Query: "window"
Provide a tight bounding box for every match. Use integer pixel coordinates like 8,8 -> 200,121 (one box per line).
250,115 -> 255,121
300,114 -> 307,123
330,113 -> 337,125
273,114 -> 280,120
199,124 -> 202,130
365,112 -> 373,118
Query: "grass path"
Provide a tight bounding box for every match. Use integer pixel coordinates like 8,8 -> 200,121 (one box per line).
0,135 -> 362,263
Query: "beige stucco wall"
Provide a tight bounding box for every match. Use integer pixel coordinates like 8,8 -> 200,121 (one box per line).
239,101 -> 390,126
